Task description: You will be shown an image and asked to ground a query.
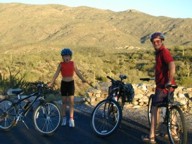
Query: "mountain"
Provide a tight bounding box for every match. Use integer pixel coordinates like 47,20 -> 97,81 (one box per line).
0,3 -> 192,50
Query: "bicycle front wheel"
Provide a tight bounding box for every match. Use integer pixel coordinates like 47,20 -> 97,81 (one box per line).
167,106 -> 187,144
33,102 -> 61,135
91,99 -> 122,137
0,99 -> 16,130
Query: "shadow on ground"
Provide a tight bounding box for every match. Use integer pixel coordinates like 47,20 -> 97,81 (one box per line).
0,103 -> 191,144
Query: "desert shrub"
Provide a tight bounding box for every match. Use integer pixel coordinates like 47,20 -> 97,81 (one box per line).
0,68 -> 27,94
179,77 -> 192,87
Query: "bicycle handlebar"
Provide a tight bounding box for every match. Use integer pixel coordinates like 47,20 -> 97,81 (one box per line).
107,75 -> 127,82
140,78 -> 155,81
140,78 -> 177,89
107,76 -> 114,81
165,84 -> 178,89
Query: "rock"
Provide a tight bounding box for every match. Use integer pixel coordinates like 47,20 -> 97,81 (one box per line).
179,98 -> 187,105
137,84 -> 147,91
95,97 -> 104,102
124,103 -> 134,108
177,93 -> 186,99
0,95 -> 6,100
134,93 -> 143,99
74,96 -> 85,104
133,105 -> 141,109
87,92 -> 94,97
95,93 -> 101,98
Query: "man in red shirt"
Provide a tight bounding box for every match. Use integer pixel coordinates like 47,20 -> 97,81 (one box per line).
142,32 -> 176,143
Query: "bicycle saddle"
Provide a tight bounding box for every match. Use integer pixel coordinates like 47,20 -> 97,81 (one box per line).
7,88 -> 23,96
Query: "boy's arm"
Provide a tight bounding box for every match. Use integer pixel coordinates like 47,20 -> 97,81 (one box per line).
74,63 -> 86,82
48,64 -> 61,87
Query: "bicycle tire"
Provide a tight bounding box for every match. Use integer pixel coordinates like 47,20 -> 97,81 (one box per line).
167,106 -> 187,144
91,99 -> 122,137
147,95 -> 153,127
0,99 -> 16,130
33,102 -> 61,135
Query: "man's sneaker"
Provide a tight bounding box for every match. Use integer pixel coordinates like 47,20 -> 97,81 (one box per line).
69,119 -> 75,127
61,117 -> 67,126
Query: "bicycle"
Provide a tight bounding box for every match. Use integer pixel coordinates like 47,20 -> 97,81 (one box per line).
0,82 -> 61,136
91,75 -> 134,137
140,78 -> 187,144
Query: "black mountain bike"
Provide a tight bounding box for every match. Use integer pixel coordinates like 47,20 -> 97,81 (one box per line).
0,82 -> 61,136
91,75 -> 134,137
140,78 -> 187,144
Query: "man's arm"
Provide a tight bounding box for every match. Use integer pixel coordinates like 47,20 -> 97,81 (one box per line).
168,61 -> 175,84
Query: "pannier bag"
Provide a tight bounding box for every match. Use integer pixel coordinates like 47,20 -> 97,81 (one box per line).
123,83 -> 135,103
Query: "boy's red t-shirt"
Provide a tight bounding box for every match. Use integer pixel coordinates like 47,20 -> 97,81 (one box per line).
60,61 -> 74,77
155,46 -> 175,89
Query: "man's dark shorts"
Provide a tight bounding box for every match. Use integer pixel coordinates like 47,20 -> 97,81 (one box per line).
60,80 -> 75,96
152,88 -> 174,106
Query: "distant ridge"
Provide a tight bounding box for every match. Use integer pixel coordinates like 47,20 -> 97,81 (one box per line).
0,3 -> 191,49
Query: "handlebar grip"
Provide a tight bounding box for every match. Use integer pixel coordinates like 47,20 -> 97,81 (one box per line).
107,76 -> 113,81
140,78 -> 155,81
165,84 -> 178,89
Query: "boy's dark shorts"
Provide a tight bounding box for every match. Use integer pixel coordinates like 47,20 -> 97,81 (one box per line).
60,80 -> 75,96
152,88 -> 174,106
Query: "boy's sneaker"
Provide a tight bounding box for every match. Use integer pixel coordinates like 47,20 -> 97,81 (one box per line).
61,117 -> 67,126
69,119 -> 75,127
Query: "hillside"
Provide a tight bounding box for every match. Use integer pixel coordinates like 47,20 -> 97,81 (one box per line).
0,3 -> 192,94
0,3 -> 192,51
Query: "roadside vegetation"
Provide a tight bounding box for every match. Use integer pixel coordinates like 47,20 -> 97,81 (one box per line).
0,44 -> 192,96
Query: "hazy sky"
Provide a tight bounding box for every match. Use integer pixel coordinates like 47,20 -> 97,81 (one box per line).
0,0 -> 191,18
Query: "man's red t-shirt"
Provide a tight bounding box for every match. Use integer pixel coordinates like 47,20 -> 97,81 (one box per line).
155,45 -> 175,89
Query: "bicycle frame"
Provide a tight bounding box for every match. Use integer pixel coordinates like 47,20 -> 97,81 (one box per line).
16,94 -> 44,124
156,86 -> 177,122
0,82 -> 61,135
4,83 -> 47,128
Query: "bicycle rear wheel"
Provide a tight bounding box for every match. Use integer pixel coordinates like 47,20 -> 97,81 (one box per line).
91,99 -> 122,137
33,102 -> 61,135
167,106 -> 187,144
0,99 -> 16,130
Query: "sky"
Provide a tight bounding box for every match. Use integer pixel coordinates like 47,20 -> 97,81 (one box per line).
0,0 -> 191,18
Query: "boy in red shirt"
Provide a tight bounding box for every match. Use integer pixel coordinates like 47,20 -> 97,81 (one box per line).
49,48 -> 87,127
